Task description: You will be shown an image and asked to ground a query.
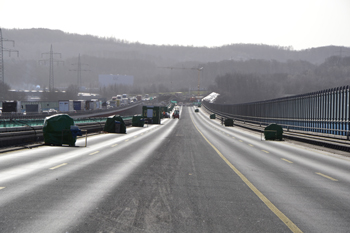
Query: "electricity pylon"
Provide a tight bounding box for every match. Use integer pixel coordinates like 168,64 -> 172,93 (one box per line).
0,28 -> 19,84
39,45 -> 63,91
70,54 -> 90,87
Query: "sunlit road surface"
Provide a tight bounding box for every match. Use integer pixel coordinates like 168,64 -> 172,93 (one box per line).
1,106 -> 350,232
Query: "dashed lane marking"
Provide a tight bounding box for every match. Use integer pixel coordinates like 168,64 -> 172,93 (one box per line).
49,163 -> 68,170
111,144 -> 118,147
316,172 -> 338,181
89,151 -> 100,155
0,187 -> 5,190
262,150 -> 270,153
281,158 -> 293,163
249,144 -> 254,147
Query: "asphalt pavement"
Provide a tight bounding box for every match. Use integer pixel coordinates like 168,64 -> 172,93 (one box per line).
0,106 -> 349,233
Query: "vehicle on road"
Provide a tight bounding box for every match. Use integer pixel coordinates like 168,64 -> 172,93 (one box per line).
172,110 -> 180,119
163,112 -> 170,118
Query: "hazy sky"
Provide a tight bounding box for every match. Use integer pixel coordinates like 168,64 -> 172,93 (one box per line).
0,0 -> 349,50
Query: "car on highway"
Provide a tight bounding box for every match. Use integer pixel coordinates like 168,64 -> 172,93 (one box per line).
163,112 -> 170,118
172,110 -> 180,119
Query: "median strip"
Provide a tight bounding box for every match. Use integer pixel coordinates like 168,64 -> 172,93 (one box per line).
49,163 -> 68,170
316,172 -> 338,181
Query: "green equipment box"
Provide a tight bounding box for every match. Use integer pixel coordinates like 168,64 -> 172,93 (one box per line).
132,115 -> 145,127
104,115 -> 126,133
224,118 -> 234,126
43,114 -> 77,146
264,124 -> 283,140
142,106 -> 161,124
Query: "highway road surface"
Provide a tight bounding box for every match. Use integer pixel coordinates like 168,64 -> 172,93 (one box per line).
0,106 -> 350,233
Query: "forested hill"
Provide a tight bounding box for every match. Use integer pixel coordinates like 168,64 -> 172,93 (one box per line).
1,28 -> 350,102
3,28 -> 349,64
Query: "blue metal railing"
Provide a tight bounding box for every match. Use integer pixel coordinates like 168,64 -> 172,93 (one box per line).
203,85 -> 350,138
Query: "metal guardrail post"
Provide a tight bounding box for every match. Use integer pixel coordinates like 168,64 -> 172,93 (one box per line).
82,129 -> 88,147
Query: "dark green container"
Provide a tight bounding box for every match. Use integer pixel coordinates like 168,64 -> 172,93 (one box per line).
43,114 -> 76,146
224,118 -> 234,126
264,124 -> 283,140
142,106 -> 161,124
104,115 -> 126,133
210,114 -> 216,119
132,115 -> 145,127
195,109 -> 199,113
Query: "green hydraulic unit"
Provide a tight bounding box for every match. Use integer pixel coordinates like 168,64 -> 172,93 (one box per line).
264,124 -> 283,140
210,114 -> 216,119
103,115 -> 126,133
142,106 -> 161,124
224,118 -> 234,127
43,114 -> 80,146
132,115 -> 145,127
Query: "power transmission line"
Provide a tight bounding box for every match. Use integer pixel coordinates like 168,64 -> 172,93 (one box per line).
70,54 -> 90,88
0,28 -> 19,84
39,44 -> 63,91
157,66 -> 204,96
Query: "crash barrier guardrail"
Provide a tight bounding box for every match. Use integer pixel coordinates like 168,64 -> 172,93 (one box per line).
202,85 -> 350,140
202,102 -> 350,151
0,102 -> 142,120
0,117 -> 133,148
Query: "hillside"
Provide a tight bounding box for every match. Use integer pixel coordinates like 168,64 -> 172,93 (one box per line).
1,28 -> 350,102
3,28 -> 349,64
